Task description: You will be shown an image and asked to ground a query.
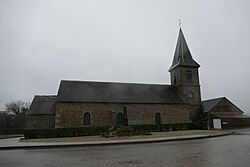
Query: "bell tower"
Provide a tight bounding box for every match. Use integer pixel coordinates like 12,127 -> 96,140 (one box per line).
169,28 -> 201,112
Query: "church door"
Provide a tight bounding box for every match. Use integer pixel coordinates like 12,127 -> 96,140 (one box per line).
155,113 -> 161,125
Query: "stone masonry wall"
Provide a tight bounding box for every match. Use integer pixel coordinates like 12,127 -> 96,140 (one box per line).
170,67 -> 201,107
209,99 -> 243,115
55,102 -> 191,128
26,114 -> 55,129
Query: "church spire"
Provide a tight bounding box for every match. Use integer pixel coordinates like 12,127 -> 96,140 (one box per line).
169,28 -> 200,71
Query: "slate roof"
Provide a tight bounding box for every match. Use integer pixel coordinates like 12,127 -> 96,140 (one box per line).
202,97 -> 225,113
28,95 -> 57,115
169,28 -> 200,71
57,80 -> 186,104
202,97 -> 244,113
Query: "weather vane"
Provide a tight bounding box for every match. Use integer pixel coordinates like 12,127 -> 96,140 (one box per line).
179,19 -> 182,28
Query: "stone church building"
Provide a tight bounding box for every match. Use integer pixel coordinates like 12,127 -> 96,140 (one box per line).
27,28 -> 247,129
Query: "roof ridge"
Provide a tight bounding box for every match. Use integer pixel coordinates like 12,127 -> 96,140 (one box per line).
202,97 -> 225,102
34,95 -> 57,98
60,80 -> 172,86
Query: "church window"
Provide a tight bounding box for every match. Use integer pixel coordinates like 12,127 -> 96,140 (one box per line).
155,113 -> 161,125
187,71 -> 192,83
117,113 -> 123,125
83,112 -> 90,125
123,106 -> 128,126
174,74 -> 177,85
123,106 -> 127,113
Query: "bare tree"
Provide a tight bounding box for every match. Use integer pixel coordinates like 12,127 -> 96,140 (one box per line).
5,100 -> 30,115
1,100 -> 31,128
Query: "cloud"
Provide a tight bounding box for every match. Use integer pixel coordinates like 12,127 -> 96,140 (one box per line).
0,0 -> 250,114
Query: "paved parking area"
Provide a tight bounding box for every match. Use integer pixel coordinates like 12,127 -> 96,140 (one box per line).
0,128 -> 249,167
0,130 -> 233,149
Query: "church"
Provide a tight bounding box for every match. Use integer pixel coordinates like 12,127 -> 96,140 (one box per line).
27,28 -> 248,129
27,28 -> 201,129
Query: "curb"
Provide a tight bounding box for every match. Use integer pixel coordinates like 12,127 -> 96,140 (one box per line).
0,135 -> 24,140
0,131 -> 234,150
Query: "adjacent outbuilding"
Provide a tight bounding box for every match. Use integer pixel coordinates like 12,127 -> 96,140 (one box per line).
202,97 -> 250,129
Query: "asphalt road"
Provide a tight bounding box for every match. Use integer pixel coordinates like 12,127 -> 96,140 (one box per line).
1,128 -> 250,167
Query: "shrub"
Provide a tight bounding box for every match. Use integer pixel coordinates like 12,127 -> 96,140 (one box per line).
131,123 -> 199,132
24,126 -> 110,139
24,123 -> 199,139
0,128 -> 23,134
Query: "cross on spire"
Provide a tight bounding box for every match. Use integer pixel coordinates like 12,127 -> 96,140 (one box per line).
179,19 -> 182,28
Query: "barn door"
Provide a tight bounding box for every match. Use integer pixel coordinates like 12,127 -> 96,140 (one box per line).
213,119 -> 222,129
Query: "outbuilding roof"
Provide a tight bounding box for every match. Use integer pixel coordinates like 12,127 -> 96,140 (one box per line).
202,97 -> 224,113
202,97 -> 244,113
28,95 -> 57,115
57,80 -> 186,104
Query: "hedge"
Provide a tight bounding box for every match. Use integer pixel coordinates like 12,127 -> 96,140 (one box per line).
131,123 -> 200,132
24,126 -> 110,139
0,128 -> 24,134
24,123 -> 200,139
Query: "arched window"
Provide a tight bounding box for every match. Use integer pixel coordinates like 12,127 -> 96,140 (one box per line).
187,71 -> 192,83
117,113 -> 123,125
155,113 -> 161,125
174,74 -> 177,85
83,112 -> 90,126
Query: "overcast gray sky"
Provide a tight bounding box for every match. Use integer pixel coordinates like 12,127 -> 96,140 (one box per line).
0,0 -> 250,113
